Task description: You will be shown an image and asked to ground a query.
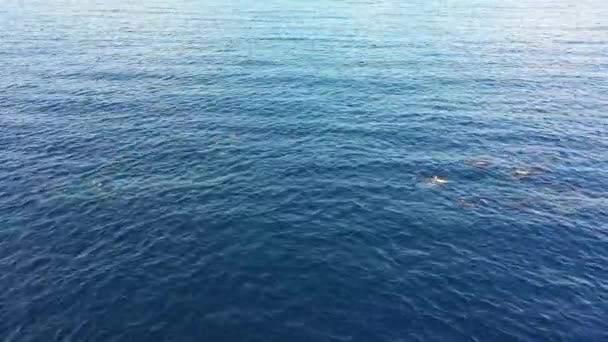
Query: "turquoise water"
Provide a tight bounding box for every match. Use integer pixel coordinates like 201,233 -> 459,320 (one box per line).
1,0 -> 608,341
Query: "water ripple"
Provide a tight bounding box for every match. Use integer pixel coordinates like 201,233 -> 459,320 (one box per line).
2,0 -> 608,341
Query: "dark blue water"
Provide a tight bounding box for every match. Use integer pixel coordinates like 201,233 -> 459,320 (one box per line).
2,0 -> 608,340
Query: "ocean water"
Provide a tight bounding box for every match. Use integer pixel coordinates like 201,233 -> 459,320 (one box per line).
1,0 -> 607,340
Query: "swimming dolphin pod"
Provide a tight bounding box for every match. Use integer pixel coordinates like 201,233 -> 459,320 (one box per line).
424,161 -> 547,209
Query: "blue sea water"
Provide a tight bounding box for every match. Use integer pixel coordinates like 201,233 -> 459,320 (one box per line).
1,0 -> 608,340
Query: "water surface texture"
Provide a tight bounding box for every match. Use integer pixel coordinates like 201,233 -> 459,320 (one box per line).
1,0 -> 608,341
